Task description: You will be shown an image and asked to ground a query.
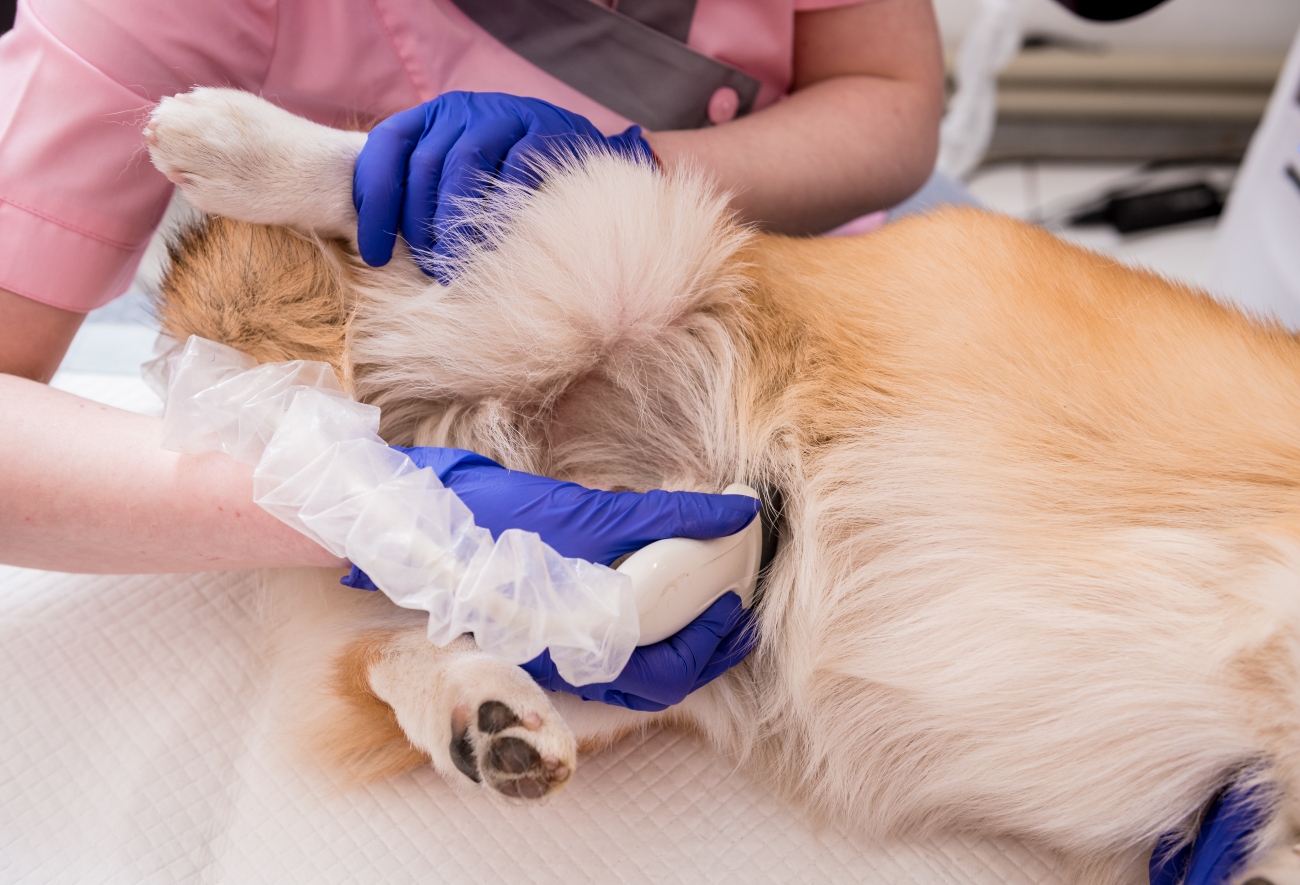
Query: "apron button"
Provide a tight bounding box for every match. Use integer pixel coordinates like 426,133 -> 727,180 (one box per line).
707,87 -> 739,124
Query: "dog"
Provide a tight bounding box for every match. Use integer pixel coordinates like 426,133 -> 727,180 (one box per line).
144,87 -> 1300,883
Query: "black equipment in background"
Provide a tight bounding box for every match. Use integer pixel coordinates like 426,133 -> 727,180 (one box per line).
1050,0 -> 1172,22
1070,182 -> 1224,233
1,0 -> 16,35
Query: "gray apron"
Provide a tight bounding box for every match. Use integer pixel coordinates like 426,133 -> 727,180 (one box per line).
448,0 -> 761,130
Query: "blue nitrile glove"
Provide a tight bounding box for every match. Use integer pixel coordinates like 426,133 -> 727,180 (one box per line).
1149,774 -> 1271,885
520,591 -> 757,712
353,92 -> 654,283
339,447 -> 762,709
340,447 -> 760,571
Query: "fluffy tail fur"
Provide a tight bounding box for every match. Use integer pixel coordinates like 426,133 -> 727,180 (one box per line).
345,154 -> 753,481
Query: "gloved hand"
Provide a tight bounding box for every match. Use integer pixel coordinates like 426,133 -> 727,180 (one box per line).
340,446 -> 762,709
1149,773 -> 1271,885
520,591 -> 757,712
353,92 -> 654,283
340,447 -> 759,573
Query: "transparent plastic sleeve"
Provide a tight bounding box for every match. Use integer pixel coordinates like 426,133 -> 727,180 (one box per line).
158,335 -> 638,686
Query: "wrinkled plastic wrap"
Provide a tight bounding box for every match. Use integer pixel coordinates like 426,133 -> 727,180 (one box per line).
158,335 -> 638,685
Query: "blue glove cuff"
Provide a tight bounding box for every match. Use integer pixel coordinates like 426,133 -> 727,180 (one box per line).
390,445 -> 500,481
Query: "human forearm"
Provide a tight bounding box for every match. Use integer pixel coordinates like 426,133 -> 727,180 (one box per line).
643,0 -> 944,235
644,73 -> 941,234
0,373 -> 347,573
0,287 -> 85,382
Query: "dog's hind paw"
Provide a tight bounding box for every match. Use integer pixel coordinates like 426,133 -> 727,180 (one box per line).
450,698 -> 575,799
365,632 -> 577,801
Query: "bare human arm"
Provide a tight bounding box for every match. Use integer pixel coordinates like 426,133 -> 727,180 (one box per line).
643,0 -> 946,235
0,0 -> 939,571
0,286 -> 347,573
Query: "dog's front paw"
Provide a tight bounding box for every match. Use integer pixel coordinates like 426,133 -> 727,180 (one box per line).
144,88 -> 363,233
450,697 -> 575,799
146,89 -> 280,203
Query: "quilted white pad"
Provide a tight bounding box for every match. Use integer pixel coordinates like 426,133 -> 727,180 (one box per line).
1,370 -> 1071,884
0,565 -> 1072,884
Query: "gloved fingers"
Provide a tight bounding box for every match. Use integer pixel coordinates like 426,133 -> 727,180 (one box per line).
628,489 -> 761,541
590,593 -> 744,706
496,101 -> 603,183
401,116 -> 467,270
519,99 -> 607,146
504,483 -> 761,563
493,98 -> 607,199
664,590 -> 745,658
606,125 -> 656,165
587,489 -> 762,563
340,564 -> 380,591
519,649 -> 560,688
599,691 -> 669,713
653,591 -> 750,696
518,651 -> 671,712
435,468 -> 759,565
387,448 -> 760,566
689,596 -> 758,690
497,130 -> 566,191
498,121 -> 648,191
430,116 -> 528,282
353,105 -> 430,268
392,447 -> 597,556
520,595 -> 751,709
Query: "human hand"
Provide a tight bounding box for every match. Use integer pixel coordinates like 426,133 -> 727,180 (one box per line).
339,447 -> 762,707
520,591 -> 757,712
352,92 -> 653,282
339,446 -> 760,577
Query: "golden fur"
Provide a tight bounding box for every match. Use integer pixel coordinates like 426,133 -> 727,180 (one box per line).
160,217 -> 352,377
145,87 -> 1300,883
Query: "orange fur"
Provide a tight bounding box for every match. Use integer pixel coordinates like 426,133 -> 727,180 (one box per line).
158,216 -> 354,380
157,206 -> 1300,828
146,89 -> 1300,879
319,629 -> 430,782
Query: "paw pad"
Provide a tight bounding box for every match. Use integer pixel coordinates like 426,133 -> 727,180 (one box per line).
449,699 -> 572,799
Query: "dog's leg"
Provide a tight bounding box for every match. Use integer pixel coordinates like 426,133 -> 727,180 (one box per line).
145,88 -> 364,238
265,569 -> 576,798
357,630 -> 578,799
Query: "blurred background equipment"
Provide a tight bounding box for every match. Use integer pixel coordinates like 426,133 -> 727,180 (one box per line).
937,0 -> 1292,166
936,0 -> 1180,180
1206,24 -> 1300,327
937,0 -> 1299,284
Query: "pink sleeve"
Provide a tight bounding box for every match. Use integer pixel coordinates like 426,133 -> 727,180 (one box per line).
0,0 -> 275,312
793,0 -> 875,10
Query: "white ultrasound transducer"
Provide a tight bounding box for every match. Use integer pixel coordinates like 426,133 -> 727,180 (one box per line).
616,483 -> 764,645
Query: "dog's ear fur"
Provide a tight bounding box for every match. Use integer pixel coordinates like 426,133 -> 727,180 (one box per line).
155,215 -> 353,379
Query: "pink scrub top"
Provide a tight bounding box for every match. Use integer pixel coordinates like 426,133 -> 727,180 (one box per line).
0,0 -> 863,313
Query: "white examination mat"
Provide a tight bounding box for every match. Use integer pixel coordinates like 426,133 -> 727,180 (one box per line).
0,565 -> 1072,884
6,361 -> 1070,883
